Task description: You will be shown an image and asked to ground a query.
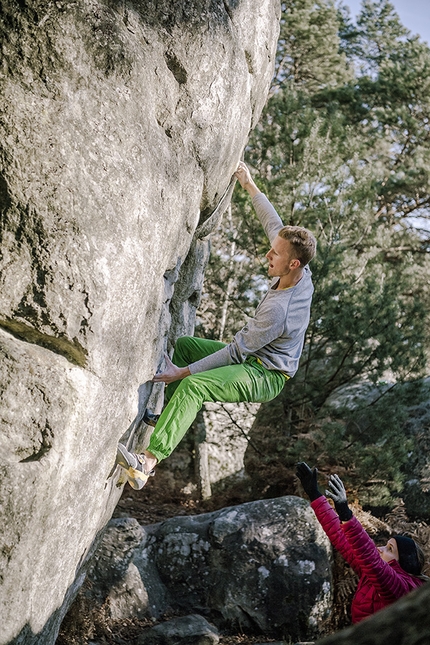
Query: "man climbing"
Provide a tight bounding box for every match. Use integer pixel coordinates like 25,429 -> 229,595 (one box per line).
116,161 -> 317,489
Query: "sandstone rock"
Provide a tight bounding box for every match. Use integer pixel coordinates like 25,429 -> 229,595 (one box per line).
82,517 -> 149,619
194,401 -> 260,498
134,496 -> 332,641
108,561 -> 149,621
0,1 -> 280,643
88,517 -> 145,596
137,614 -> 219,645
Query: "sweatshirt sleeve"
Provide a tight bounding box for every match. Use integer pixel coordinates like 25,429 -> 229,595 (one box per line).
341,517 -> 421,599
252,193 -> 284,244
311,497 -> 362,576
188,345 -> 234,374
189,303 -> 286,374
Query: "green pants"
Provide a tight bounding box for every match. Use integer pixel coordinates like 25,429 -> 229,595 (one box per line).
147,336 -> 287,462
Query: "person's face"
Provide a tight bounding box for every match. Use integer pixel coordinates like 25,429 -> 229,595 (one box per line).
265,236 -> 300,278
377,538 -> 399,563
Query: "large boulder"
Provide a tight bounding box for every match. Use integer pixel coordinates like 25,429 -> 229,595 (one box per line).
133,496 -> 332,641
0,1 -> 280,643
71,497 -> 332,640
85,517 -> 148,620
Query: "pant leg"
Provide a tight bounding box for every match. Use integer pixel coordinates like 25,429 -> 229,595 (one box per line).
147,360 -> 286,462
166,336 -> 227,400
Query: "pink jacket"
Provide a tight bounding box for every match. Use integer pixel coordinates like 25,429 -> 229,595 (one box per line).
311,496 -> 424,623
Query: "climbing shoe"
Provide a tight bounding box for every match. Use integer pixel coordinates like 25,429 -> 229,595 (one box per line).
143,409 -> 160,427
116,443 -> 155,490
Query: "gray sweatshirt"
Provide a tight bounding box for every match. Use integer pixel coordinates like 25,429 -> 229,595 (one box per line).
189,192 -> 314,377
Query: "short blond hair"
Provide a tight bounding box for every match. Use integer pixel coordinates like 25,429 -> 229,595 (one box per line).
278,225 -> 316,266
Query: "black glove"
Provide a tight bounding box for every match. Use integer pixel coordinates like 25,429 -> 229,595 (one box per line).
296,462 -> 322,502
326,474 -> 353,521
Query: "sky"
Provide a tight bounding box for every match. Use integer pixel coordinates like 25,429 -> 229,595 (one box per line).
344,0 -> 430,45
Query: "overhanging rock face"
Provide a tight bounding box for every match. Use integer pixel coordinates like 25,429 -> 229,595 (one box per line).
0,1 -> 280,643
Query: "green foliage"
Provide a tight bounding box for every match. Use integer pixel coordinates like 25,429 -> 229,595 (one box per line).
273,0 -> 353,94
281,381 -> 428,506
320,381 -> 429,502
196,204 -> 264,341
355,0 -> 410,71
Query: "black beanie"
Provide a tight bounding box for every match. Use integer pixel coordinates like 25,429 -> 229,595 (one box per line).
393,535 -> 421,576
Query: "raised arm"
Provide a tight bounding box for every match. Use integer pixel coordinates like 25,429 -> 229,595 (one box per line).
234,162 -> 284,243
296,463 -> 362,574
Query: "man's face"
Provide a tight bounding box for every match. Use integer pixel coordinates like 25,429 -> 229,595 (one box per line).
265,235 -> 299,278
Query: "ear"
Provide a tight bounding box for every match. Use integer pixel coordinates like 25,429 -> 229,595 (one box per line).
290,258 -> 301,270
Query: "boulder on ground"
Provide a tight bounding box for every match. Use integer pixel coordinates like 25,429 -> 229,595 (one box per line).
133,496 -> 332,641
137,614 -> 219,645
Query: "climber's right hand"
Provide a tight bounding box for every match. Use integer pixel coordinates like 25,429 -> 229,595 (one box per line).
152,354 -> 190,385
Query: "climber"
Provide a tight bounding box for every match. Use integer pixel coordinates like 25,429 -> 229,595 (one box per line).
115,161 -> 317,490
296,462 -> 427,623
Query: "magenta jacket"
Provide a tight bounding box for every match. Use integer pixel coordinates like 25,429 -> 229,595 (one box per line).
311,496 -> 424,623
